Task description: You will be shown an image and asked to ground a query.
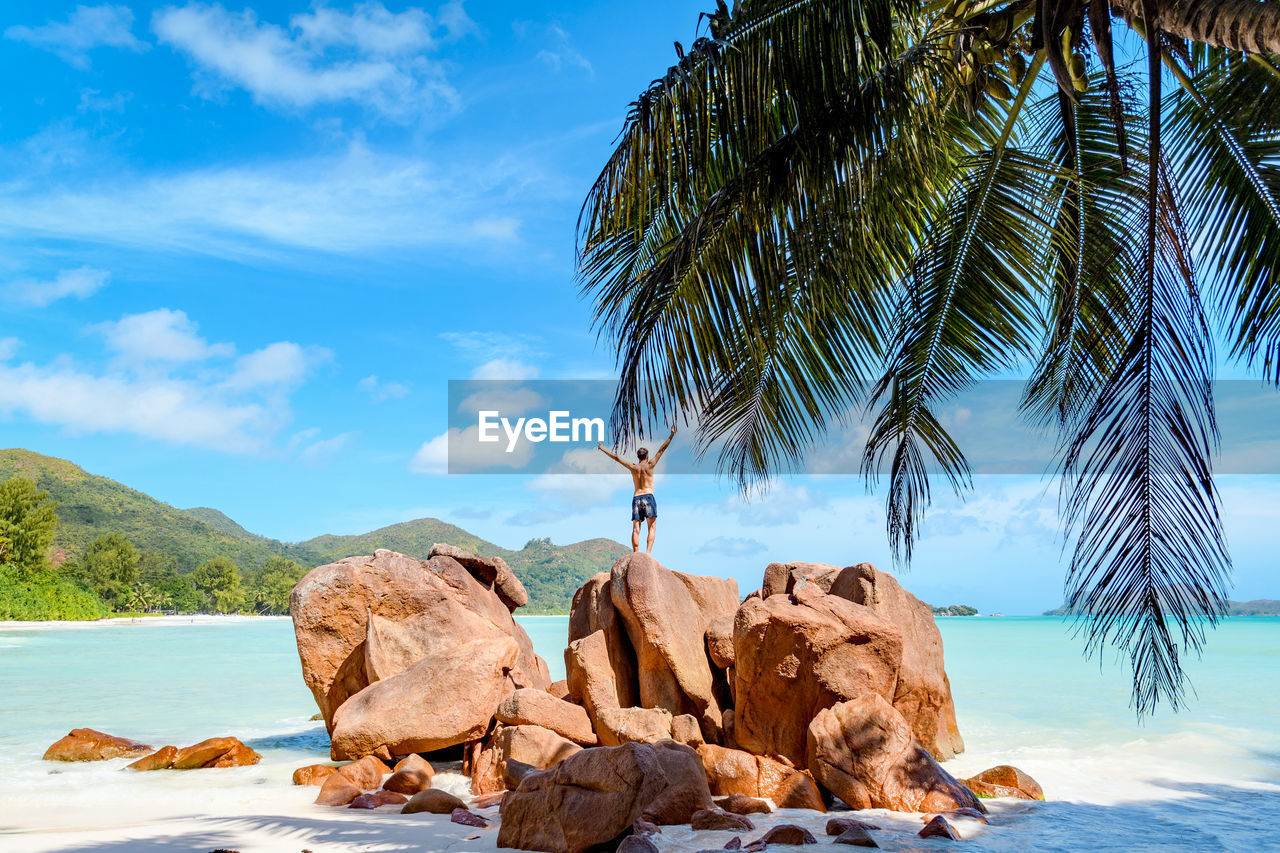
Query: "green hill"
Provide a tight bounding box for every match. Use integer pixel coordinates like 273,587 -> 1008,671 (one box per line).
1044,599 -> 1280,617
0,449 -> 628,614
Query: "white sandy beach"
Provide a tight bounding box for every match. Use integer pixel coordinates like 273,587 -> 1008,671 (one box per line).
4,617 -> 1278,852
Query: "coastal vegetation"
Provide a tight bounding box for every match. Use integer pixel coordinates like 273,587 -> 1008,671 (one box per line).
931,604 -> 980,616
0,449 -> 627,618
1046,600 -> 1280,617
579,0 -> 1279,713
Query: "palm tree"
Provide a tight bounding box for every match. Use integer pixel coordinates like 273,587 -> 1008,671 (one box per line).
579,0 -> 1279,715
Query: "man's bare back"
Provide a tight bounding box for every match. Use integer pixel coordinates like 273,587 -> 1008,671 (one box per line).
598,424 -> 676,554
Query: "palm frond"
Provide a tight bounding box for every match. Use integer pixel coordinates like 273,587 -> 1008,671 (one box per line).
864,78 -> 1052,563
1022,80 -> 1147,429
1061,36 -> 1230,714
1167,52 -> 1280,380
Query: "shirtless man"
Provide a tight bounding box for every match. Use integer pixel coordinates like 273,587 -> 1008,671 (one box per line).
598,424 -> 676,554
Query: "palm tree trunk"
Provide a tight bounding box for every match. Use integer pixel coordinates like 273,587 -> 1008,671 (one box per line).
1110,0 -> 1280,54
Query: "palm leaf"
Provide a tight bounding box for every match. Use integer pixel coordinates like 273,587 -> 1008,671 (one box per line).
1167,52 -> 1280,380
1060,33 -> 1230,714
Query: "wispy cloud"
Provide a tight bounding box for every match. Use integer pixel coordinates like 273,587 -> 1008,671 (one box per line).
358,374 -> 410,402
5,4 -> 147,70
698,536 -> 767,557
6,266 -> 110,306
153,1 -> 474,118
0,309 -> 329,454
471,358 -> 539,380
298,430 -> 357,466
531,23 -> 592,75
0,142 -> 531,257
95,308 -> 234,364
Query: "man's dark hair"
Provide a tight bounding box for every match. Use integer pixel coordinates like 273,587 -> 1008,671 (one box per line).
637,447 -> 649,461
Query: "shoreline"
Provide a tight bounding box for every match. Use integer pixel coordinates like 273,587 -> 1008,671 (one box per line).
0,614 -> 293,629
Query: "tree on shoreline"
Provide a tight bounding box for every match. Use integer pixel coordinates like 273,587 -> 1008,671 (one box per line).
0,477 -> 59,579
193,556 -> 246,614
580,0 -> 1278,713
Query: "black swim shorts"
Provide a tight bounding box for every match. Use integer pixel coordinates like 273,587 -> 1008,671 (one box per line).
632,493 -> 657,521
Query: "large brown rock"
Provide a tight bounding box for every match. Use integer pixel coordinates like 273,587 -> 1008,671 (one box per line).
330,635 -> 519,760
497,741 -> 713,853
697,745 -> 825,811
290,549 -> 549,729
733,583 -> 903,765
350,790 -> 408,809
568,573 -> 639,709
337,754 -> 391,790
471,724 -> 584,795
961,765 -> 1044,800
315,772 -> 363,806
705,614 -> 735,669
496,688 -> 597,745
43,729 -> 153,762
759,561 -> 964,759
206,740 -> 262,768
429,542 -> 529,611
292,764 -> 336,786
125,746 -> 177,771
828,563 -> 964,759
402,788 -> 467,814
596,706 -> 674,747
172,737 -> 259,770
806,694 -> 982,813
565,629 -> 622,728
608,554 -> 739,740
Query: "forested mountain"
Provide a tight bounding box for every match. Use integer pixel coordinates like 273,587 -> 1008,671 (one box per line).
0,449 -> 627,614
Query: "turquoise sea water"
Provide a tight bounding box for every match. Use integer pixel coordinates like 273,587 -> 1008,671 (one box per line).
1,615 -> 1277,850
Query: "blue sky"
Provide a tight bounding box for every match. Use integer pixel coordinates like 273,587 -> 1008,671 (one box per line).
1,1 -> 1277,616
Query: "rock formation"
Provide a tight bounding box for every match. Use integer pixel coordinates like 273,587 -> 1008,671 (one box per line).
290,548 -> 550,737
285,545 -> 1018,849
806,694 -> 981,813
43,729 -> 153,762
497,741 -> 713,853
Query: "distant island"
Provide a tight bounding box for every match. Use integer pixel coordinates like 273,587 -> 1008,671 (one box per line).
0,448 -> 628,620
1044,600 -> 1280,617
930,604 -> 979,616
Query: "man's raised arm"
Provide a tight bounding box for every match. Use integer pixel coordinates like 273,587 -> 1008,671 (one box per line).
652,423 -> 677,464
597,443 -> 631,469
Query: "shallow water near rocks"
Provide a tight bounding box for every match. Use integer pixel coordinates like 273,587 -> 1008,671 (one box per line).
0,614 -> 1277,851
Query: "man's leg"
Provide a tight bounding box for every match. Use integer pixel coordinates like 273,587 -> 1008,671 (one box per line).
632,520 -> 641,552
646,517 -> 657,554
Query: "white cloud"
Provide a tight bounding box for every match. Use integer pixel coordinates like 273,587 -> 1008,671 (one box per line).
533,23 -> 592,75
472,358 -> 539,380
0,338 -> 19,360
358,374 -> 410,402
723,479 -> 830,525
0,143 -> 531,256
409,424 -> 535,474
457,386 -> 546,416
409,431 -> 449,474
0,360 -> 275,453
4,5 -> 147,70
698,536 -> 767,557
298,430 -> 356,466
224,341 -> 329,390
526,446 -> 630,509
95,308 -> 234,364
440,330 -> 542,363
0,311 -> 328,453
153,2 -> 473,118
6,266 -> 109,306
